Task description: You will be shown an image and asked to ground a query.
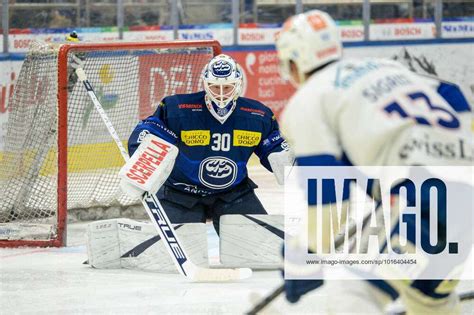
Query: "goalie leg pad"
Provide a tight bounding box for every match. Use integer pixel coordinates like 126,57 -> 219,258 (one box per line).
86,218 -> 208,272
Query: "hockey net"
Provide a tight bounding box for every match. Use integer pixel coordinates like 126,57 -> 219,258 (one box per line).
0,40 -> 221,247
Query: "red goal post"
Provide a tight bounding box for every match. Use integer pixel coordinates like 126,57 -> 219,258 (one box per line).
0,40 -> 222,247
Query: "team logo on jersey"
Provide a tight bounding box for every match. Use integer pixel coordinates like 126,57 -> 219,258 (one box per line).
281,140 -> 290,151
137,130 -> 150,143
199,156 -> 237,189
233,130 -> 261,147
211,60 -> 232,78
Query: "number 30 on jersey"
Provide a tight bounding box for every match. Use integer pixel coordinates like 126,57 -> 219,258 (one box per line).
211,133 -> 231,151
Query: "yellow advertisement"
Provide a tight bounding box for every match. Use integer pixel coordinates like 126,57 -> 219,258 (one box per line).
181,130 -> 211,146
233,130 -> 261,147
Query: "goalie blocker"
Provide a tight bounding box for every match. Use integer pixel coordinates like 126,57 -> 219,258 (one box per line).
119,134 -> 178,198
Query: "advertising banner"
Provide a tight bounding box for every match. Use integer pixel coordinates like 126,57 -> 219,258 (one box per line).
228,50 -> 295,118
238,27 -> 278,45
123,30 -> 174,42
179,28 -> 233,46
339,25 -> 365,42
0,60 -> 22,151
7,31 -> 121,53
442,21 -> 474,38
3,22 -> 474,53
237,25 -> 366,45
370,23 -> 436,40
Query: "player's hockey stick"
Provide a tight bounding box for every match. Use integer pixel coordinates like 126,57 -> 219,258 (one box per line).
246,209 -> 373,315
75,67 -> 251,282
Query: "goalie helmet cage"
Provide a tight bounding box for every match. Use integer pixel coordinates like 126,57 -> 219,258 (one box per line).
0,40 -> 222,248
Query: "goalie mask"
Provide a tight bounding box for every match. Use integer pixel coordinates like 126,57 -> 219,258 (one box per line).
202,54 -> 243,124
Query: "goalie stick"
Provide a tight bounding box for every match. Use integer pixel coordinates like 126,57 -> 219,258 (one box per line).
75,67 -> 251,282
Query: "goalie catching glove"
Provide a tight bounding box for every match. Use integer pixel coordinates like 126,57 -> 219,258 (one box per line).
119,134 -> 178,198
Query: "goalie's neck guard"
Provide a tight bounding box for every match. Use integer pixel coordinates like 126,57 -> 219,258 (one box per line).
205,95 -> 237,124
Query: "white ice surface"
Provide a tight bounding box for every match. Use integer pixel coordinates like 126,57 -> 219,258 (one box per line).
2,225 -> 472,314
1,167 -> 472,314
0,223 -> 283,314
0,167 -> 288,314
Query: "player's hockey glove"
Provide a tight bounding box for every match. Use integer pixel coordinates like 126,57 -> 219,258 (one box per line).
282,239 -> 324,303
285,278 -> 324,303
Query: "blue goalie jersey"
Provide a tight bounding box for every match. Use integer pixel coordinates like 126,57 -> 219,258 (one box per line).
128,91 -> 286,196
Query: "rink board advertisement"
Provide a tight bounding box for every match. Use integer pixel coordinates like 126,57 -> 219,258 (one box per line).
2,21 -> 473,52
0,60 -> 21,152
0,41 -> 473,153
229,50 -> 296,118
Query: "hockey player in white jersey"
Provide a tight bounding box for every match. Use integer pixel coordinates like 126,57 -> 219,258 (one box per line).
275,9 -> 472,315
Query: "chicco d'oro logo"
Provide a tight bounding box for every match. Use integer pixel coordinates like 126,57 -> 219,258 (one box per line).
211,60 -> 232,78
199,156 -> 237,189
